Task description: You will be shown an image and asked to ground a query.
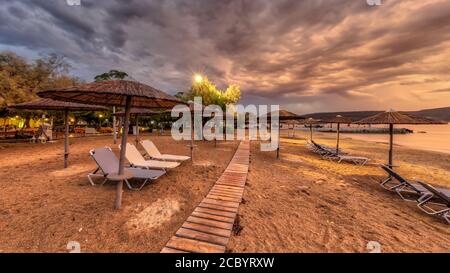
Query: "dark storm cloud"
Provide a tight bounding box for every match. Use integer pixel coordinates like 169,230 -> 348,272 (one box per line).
0,0 -> 449,113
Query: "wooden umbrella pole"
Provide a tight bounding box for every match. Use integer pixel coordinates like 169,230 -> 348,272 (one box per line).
389,123 -> 394,167
336,123 -> 340,155
135,116 -> 139,146
113,106 -> 117,144
116,96 -> 132,209
310,125 -> 313,141
277,122 -> 280,159
64,109 -> 69,168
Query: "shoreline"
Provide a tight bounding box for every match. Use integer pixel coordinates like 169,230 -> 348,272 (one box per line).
341,134 -> 450,155
281,128 -> 450,155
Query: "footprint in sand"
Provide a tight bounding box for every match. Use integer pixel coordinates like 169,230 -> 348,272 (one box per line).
125,199 -> 181,235
50,164 -> 93,177
281,153 -> 304,163
193,160 -> 213,167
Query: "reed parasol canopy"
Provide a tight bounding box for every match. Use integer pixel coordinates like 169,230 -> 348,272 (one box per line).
323,115 -> 353,155
263,110 -> 304,159
281,119 -> 302,126
9,98 -> 107,169
298,118 -> 322,141
37,80 -> 183,209
10,98 -> 107,111
38,80 -> 183,109
113,108 -> 161,116
324,115 -> 353,124
298,117 -> 322,125
355,110 -> 442,125
355,109 -> 443,167
265,109 -> 303,121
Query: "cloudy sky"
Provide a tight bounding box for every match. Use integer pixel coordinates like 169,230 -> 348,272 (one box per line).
1,0 -> 449,114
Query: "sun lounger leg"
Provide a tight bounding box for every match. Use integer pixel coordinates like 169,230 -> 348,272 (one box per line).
417,193 -> 434,213
417,193 -> 450,224
444,212 -> 450,225
395,186 -> 421,202
380,176 -> 392,187
100,178 -> 109,186
124,178 -> 150,191
88,173 -> 102,186
87,174 -> 95,186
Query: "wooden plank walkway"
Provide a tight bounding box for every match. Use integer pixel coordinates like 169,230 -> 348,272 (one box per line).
161,141 -> 250,253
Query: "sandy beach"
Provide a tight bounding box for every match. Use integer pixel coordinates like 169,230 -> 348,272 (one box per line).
228,131 -> 450,253
0,135 -> 238,252
0,133 -> 449,253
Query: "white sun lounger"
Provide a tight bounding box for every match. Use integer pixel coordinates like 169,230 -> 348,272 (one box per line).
140,140 -> 190,162
120,143 -> 180,170
308,141 -> 369,165
88,147 -> 166,191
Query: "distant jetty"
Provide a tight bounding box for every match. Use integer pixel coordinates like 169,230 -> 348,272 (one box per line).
313,127 -> 414,134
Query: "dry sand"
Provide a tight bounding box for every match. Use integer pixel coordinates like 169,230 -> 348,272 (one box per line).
0,131 -> 449,253
228,131 -> 450,253
0,135 -> 238,252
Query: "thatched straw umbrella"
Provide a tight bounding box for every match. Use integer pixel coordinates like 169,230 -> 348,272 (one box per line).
38,80 -> 183,209
264,110 -> 304,159
114,108 -> 161,146
10,98 -> 106,168
324,115 -> 353,155
281,119 -> 301,138
298,118 -> 322,141
355,109 -> 443,167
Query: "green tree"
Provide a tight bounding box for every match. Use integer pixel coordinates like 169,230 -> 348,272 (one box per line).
222,84 -> 241,105
94,70 -> 129,82
0,51 -> 79,107
183,76 -> 241,109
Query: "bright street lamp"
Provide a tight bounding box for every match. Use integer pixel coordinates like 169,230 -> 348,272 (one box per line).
194,74 -> 203,83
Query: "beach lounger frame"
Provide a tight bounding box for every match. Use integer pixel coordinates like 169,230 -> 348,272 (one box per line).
335,155 -> 369,166
88,147 -> 165,191
119,143 -> 180,171
308,140 -> 369,165
139,139 -> 190,162
416,181 -> 450,224
379,165 -> 428,201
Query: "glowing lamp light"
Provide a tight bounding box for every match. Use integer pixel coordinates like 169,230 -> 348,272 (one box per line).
99,114 -> 104,118
194,74 -> 203,83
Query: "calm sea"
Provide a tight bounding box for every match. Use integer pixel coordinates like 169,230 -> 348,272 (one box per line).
340,124 -> 450,154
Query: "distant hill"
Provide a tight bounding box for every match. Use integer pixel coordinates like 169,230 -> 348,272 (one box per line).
300,107 -> 450,122
411,107 -> 450,122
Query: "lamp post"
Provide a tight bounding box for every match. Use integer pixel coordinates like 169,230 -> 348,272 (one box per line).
99,114 -> 104,128
191,73 -> 204,162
